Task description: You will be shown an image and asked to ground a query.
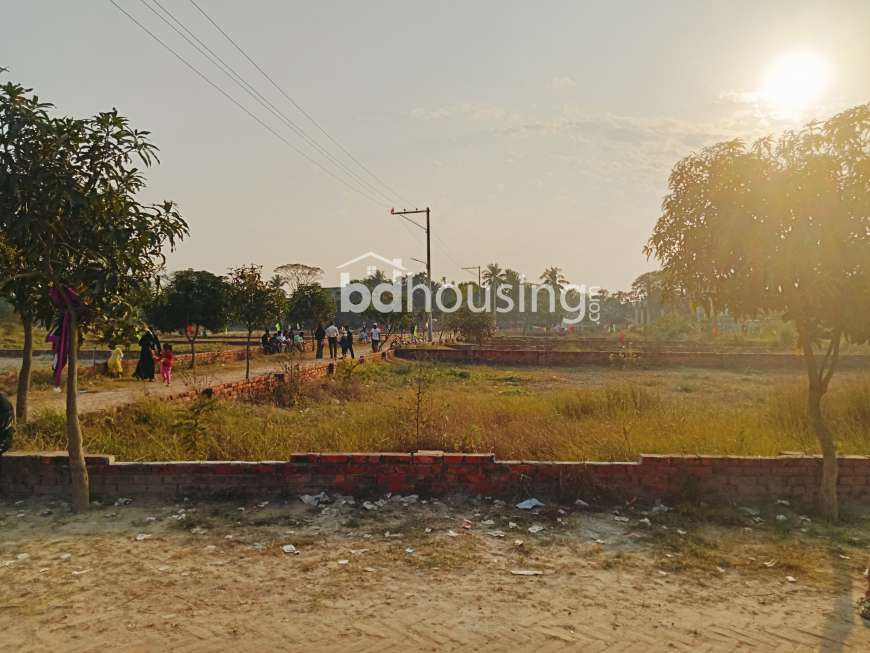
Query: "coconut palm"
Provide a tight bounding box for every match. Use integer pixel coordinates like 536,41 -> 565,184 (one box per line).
482,263 -> 506,318
482,262 -> 505,288
539,266 -> 567,290
502,268 -> 521,288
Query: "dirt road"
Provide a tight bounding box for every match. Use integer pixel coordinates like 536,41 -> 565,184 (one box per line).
25,355 -> 317,416
1,495 -> 868,651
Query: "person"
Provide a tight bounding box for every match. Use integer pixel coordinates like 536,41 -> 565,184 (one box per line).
0,391 -> 14,456
314,322 -> 326,359
359,326 -> 369,344
275,330 -> 287,352
158,343 -> 174,386
261,330 -> 271,354
107,345 -> 124,377
339,326 -> 348,358
293,330 -> 305,353
370,323 -> 381,352
325,321 -> 339,359
133,327 -> 161,381
340,325 -> 355,359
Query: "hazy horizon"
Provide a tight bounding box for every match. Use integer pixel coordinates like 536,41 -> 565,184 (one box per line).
3,0 -> 869,290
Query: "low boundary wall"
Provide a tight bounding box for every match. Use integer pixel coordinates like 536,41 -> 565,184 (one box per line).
397,347 -> 870,370
3,451 -> 868,508
165,349 -> 395,403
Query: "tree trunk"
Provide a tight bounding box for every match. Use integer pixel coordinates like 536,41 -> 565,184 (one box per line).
245,330 -> 251,380
809,384 -> 838,520
189,336 -> 196,370
801,334 -> 839,521
66,312 -> 90,512
16,313 -> 33,424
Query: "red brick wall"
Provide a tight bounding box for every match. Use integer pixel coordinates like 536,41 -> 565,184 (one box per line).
3,451 -> 868,508
398,347 -> 870,370
165,350 -> 395,402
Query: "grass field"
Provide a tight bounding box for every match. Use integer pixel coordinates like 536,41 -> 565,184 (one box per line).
14,360 -> 870,462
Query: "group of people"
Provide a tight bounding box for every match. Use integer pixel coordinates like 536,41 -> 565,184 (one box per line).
314,322 -> 382,360
132,328 -> 174,385
261,329 -> 305,354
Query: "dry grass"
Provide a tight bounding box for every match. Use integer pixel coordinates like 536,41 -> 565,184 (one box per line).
13,360 -> 870,462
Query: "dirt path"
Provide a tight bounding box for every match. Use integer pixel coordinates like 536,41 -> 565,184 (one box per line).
26,354 -> 326,416
1,495 -> 868,651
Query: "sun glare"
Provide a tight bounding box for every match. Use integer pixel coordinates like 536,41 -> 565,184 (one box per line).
761,51 -> 828,119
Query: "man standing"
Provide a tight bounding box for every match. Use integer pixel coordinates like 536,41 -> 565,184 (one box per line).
0,391 -> 14,456
325,321 -> 340,360
314,322 -> 326,359
370,323 -> 381,352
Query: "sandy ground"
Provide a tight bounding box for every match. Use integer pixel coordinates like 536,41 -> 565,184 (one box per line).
1,494 -> 868,652
22,354 -> 319,416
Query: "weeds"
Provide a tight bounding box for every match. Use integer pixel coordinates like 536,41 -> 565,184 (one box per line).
12,363 -> 870,462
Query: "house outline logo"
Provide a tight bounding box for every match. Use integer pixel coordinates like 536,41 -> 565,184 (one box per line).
336,251 -> 407,287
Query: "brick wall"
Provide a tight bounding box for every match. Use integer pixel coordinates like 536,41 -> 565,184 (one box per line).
2,451 -> 868,508
165,349 -> 395,402
97,347 -> 253,375
397,347 -> 870,370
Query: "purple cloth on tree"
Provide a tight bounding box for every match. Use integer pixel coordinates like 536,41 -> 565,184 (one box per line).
47,287 -> 81,387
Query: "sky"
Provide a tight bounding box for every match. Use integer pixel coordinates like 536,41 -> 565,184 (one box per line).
3,1 -> 869,290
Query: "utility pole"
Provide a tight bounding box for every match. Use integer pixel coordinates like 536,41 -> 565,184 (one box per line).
391,207 -> 433,342
461,265 -> 482,289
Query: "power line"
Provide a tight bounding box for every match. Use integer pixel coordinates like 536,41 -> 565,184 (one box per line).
113,0 -> 469,276
188,0 -> 414,207
142,0 -> 399,207
109,0 -> 388,208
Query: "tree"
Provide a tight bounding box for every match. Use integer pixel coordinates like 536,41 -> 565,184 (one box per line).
538,267 -> 569,330
286,282 -> 335,331
149,269 -> 229,368
539,266 -> 567,291
356,271 -> 417,345
482,262 -> 505,320
645,104 -> 870,520
227,264 -> 281,379
2,93 -> 187,512
273,263 -> 323,294
268,275 -> 288,324
0,77 -> 57,423
444,306 -> 495,345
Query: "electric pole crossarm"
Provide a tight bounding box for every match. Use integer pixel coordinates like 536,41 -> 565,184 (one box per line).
391,207 -> 433,343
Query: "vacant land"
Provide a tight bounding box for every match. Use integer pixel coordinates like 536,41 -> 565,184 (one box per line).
1,493 -> 868,651
14,361 -> 870,462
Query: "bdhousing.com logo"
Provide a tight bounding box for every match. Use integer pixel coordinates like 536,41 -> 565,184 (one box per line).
339,277 -> 601,324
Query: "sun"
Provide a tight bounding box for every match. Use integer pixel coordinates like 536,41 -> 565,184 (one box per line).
761,52 -> 828,119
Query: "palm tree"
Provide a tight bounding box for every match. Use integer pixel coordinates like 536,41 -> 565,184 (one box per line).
502,268 -> 522,326
482,262 -> 506,318
503,268 -> 521,288
539,267 -> 568,332
539,266 -> 567,291
482,262 -> 505,288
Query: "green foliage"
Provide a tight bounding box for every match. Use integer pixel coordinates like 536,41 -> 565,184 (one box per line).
646,103 -> 870,518
444,306 -> 495,344
150,269 -> 229,339
646,104 -> 870,349
0,76 -> 188,332
226,264 -> 281,335
286,282 -> 335,329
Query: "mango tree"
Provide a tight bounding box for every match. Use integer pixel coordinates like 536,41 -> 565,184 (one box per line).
646,104 -> 870,520
2,76 -> 187,511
